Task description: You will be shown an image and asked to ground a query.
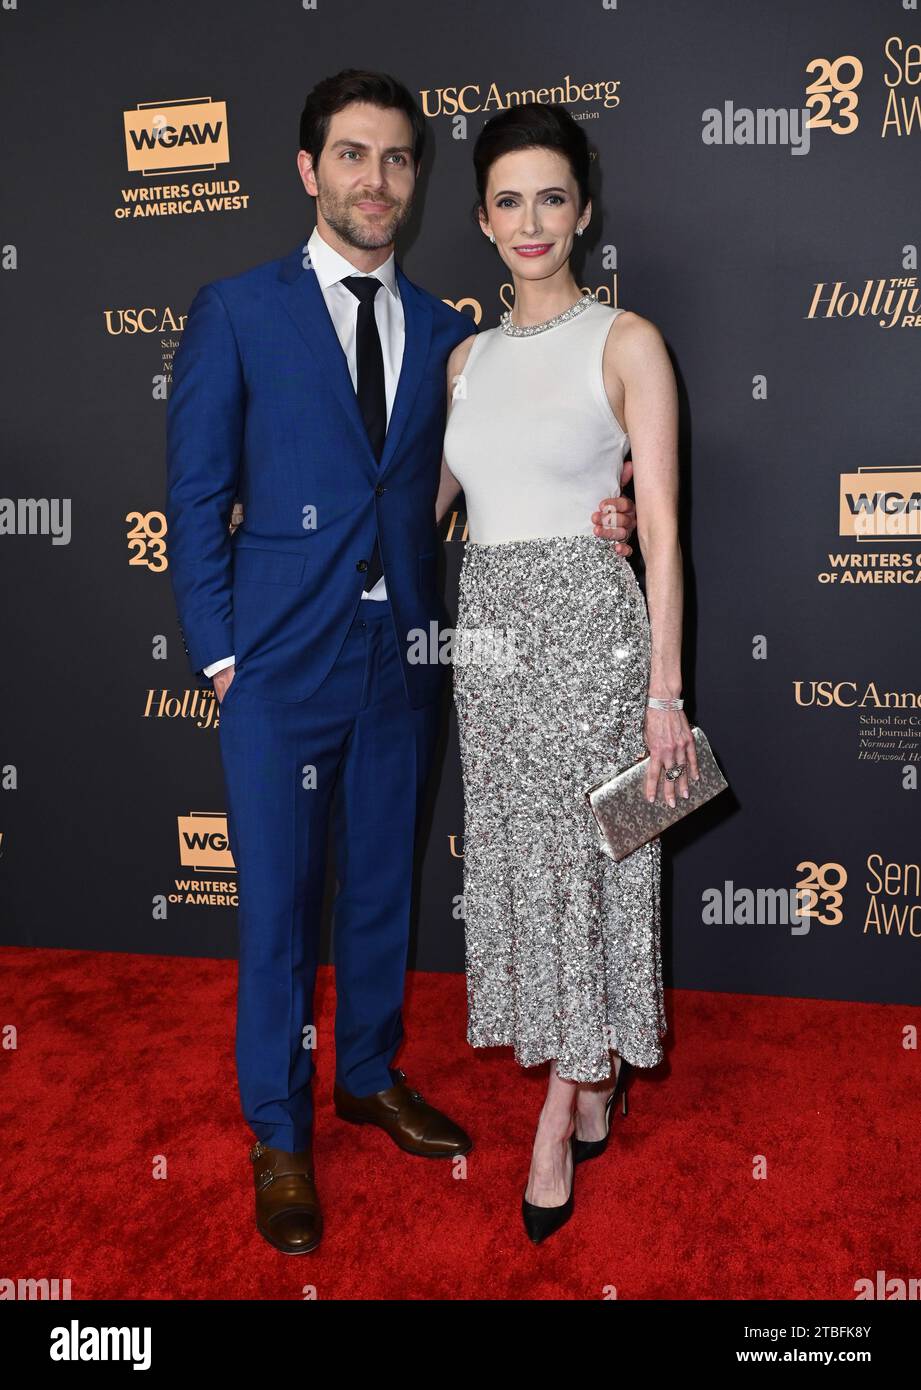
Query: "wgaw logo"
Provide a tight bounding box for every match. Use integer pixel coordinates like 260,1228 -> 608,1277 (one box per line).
178,812 -> 234,871
123,97 -> 229,175
839,467 -> 921,540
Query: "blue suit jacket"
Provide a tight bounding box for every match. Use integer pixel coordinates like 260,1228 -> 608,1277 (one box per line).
165,242 -> 477,706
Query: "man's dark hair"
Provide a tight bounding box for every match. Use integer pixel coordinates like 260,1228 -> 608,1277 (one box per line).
299,69 -> 426,170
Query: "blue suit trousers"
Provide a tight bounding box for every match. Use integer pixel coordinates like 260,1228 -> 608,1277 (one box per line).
217,597 -> 441,1151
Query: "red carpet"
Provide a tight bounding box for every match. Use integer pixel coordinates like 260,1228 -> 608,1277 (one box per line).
1,945 -> 917,1300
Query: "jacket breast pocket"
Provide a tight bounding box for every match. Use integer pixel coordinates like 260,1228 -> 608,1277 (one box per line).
234,547 -> 307,586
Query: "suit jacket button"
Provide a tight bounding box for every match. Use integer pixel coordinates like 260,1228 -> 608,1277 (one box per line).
375,484 -> 385,496
356,560 -> 368,572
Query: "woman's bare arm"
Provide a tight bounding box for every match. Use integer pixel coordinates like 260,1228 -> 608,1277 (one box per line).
435,332 -> 478,526
613,313 -> 698,801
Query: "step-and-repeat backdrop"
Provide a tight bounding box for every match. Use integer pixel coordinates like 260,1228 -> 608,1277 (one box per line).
2,0 -> 919,1006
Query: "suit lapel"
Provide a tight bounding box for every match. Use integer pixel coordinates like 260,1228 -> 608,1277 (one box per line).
377,263 -> 433,481
276,245 -> 433,486
277,244 -> 376,482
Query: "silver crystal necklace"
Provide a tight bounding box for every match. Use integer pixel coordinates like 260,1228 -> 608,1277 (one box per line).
499,291 -> 598,336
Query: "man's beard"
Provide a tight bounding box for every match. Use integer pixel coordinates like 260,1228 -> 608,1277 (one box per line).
318,180 -> 412,251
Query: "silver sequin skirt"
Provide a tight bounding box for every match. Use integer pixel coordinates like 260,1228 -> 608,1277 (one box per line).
452,533 -> 666,1082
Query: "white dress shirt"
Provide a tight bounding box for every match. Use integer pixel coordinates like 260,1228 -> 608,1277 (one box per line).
203,224 -> 404,678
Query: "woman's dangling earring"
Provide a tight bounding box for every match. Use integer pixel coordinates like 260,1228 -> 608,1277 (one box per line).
576,226 -> 584,236
489,233 -> 495,243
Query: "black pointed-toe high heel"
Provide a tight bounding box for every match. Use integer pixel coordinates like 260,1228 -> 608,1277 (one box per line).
571,1059 -> 631,1166
521,1137 -> 575,1244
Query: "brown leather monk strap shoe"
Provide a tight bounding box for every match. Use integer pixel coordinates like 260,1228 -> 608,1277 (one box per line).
250,1139 -> 322,1254
334,1067 -> 472,1158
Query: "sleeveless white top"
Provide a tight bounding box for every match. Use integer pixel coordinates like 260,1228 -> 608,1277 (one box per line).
442,300 -> 629,544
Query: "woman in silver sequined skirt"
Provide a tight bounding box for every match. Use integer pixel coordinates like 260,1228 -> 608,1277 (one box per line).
452,534 -> 666,1082
438,102 -> 696,1242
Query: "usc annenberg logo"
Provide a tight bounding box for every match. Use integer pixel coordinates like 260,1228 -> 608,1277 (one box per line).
123,97 -> 229,175
419,75 -> 622,117
793,681 -> 921,708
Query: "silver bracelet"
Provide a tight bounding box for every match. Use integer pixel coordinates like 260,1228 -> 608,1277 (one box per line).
647,696 -> 684,711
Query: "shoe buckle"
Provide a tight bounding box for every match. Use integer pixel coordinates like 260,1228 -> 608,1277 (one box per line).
250,1140 -> 268,1163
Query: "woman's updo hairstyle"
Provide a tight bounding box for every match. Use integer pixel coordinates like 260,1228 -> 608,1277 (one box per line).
472,102 -> 593,225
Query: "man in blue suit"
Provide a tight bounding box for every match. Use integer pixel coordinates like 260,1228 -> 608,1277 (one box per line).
166,69 -> 637,1254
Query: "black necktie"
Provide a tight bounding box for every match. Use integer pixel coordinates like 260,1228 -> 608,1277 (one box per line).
342,275 -> 386,590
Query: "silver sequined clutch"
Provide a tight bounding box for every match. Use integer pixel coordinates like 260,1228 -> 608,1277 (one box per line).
584,725 -> 728,862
